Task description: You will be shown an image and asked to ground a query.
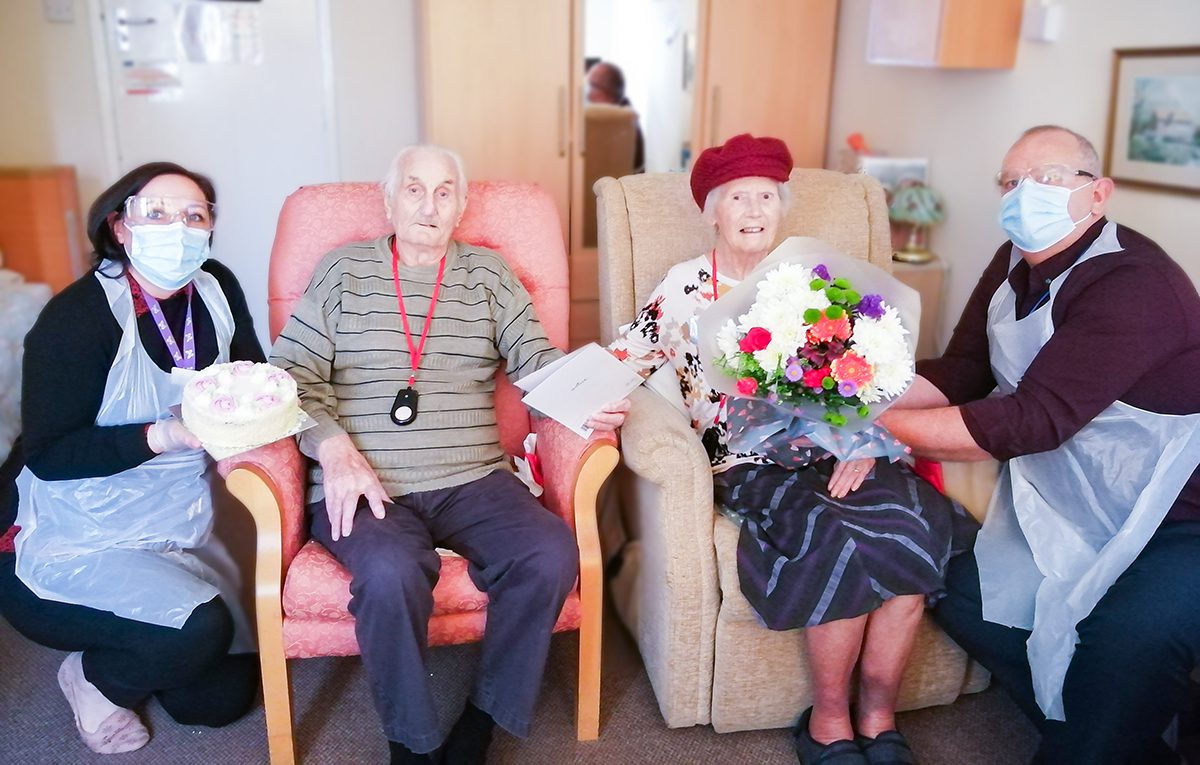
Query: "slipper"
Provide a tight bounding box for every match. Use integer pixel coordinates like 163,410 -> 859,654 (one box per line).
793,707 -> 868,765
57,652 -> 150,754
856,730 -> 916,765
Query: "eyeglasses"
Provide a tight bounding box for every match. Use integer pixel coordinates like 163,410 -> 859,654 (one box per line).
995,164 -> 1096,194
124,196 -> 216,230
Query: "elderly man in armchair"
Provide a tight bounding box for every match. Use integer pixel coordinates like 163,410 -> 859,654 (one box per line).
270,144 -> 627,765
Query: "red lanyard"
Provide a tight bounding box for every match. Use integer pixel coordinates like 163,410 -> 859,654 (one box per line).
391,237 -> 447,388
710,249 -> 720,299
709,248 -> 726,420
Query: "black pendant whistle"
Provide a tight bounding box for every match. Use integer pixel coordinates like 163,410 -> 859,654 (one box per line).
391,387 -> 419,426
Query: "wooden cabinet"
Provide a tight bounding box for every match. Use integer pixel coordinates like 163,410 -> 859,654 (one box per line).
421,0 -> 573,244
693,0 -> 838,169
0,166 -> 87,293
867,0 -> 1023,69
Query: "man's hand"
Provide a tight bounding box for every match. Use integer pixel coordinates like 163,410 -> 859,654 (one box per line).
147,419 -> 202,453
584,398 -> 631,432
317,433 -> 388,541
828,457 -> 874,499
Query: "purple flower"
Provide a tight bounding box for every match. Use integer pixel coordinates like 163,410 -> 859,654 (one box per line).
838,380 -> 858,397
813,264 -> 831,281
857,294 -> 885,319
784,360 -> 805,382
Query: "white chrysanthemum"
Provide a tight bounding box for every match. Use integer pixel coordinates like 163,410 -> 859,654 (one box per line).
755,262 -> 815,305
716,319 -> 741,360
743,301 -> 806,348
752,333 -> 798,375
865,358 -> 914,401
850,304 -> 913,403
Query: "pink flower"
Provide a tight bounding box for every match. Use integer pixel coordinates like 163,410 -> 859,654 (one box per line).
192,377 -> 217,391
807,313 -> 852,343
802,367 -> 831,389
831,352 -> 873,387
736,377 -> 758,395
231,361 -> 255,375
738,327 -> 772,353
254,394 -> 280,408
212,395 -> 236,412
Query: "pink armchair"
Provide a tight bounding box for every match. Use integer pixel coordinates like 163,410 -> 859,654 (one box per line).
218,181 -> 618,765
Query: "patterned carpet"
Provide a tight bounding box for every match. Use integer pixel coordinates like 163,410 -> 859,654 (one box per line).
0,599 -> 1049,765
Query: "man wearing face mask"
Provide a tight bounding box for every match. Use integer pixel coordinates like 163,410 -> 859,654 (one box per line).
879,125 -> 1200,763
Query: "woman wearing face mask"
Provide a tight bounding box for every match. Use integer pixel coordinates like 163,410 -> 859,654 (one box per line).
0,162 -> 263,754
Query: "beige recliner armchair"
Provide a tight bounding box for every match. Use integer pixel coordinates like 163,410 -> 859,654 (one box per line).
595,168 -> 989,733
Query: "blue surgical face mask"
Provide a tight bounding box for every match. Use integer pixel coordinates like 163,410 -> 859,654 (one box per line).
998,178 -> 1094,253
124,221 -> 211,291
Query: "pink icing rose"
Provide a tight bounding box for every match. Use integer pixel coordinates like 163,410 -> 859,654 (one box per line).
254,394 -> 281,409
230,361 -> 255,375
267,370 -> 291,385
192,377 -> 217,392
211,395 -> 237,412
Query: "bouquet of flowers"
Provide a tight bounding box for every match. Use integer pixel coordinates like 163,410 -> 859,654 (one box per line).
697,237 -> 920,461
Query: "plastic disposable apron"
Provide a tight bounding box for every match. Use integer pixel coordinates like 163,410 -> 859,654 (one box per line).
15,263 -> 249,641
975,221 -> 1200,720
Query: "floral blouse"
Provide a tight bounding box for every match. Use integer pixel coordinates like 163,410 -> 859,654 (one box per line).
610,254 -> 773,473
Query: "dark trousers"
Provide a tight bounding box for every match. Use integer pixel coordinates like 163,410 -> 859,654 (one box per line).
0,552 -> 259,727
308,470 -> 578,754
934,522 -> 1200,765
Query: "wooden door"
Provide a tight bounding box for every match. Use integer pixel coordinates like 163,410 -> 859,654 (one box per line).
693,0 -> 838,168
422,0 -> 574,242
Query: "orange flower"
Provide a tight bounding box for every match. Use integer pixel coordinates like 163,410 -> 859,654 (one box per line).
807,313 -> 852,344
831,351 -> 873,387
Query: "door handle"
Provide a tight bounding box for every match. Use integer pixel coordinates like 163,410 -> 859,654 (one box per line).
557,86 -> 567,158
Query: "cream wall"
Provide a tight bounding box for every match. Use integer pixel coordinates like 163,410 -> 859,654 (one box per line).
828,0 -> 1200,349
0,1 -> 114,208
328,0 -> 421,180
0,0 -> 421,215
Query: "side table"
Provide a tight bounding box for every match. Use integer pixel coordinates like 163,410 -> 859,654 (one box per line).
892,254 -> 946,361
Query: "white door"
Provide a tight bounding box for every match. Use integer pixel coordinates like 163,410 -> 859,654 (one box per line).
94,0 -> 337,348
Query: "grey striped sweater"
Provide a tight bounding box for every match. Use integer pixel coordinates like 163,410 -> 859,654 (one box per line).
270,236 -> 562,500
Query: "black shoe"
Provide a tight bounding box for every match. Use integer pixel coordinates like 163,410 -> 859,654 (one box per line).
389,740 -> 434,765
793,707 -> 868,765
442,702 -> 495,765
856,730 -> 916,765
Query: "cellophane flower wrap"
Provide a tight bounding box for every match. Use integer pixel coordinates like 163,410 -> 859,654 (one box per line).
697,237 -> 920,462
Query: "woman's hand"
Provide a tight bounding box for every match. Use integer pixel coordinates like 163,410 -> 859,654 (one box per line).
828,457 -> 874,499
317,433 -> 389,541
146,419 -> 202,453
584,398 -> 631,432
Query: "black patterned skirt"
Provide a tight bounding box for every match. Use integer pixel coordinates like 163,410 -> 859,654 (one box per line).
714,459 -> 978,631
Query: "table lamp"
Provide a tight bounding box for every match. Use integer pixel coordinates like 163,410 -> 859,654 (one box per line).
888,180 -> 944,264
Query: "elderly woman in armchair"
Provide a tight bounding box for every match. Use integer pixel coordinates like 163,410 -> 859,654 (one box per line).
609,134 -> 977,765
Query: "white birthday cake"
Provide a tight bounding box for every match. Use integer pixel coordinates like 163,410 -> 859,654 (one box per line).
182,361 -> 302,448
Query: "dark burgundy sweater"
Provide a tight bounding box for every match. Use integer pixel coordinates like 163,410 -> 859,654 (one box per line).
917,218 -> 1200,523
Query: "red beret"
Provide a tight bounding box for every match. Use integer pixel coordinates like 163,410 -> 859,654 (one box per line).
690,134 -> 793,209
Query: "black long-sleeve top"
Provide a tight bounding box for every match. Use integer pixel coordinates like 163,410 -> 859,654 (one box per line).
18,260 -> 264,483
917,219 -> 1200,523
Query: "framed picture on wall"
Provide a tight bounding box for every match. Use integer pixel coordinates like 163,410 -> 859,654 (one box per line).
857,156 -> 929,195
1105,47 -> 1200,196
